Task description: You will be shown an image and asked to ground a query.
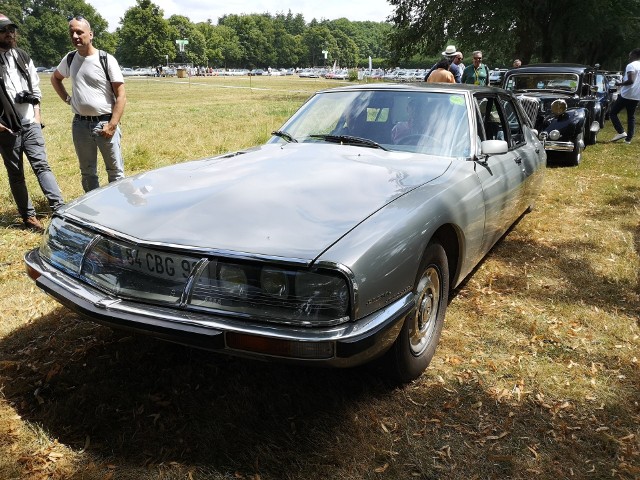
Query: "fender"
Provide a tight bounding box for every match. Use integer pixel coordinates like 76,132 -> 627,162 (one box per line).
542,107 -> 587,139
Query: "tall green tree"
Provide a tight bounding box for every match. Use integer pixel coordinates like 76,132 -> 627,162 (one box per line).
4,0 -> 110,66
168,14 -> 206,65
116,0 -> 174,67
388,0 -> 640,69
302,25 -> 336,67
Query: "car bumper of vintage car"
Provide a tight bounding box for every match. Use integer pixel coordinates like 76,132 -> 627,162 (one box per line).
24,249 -> 411,368
543,140 -> 576,152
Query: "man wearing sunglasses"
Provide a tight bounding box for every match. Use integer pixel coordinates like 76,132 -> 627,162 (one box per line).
461,51 -> 490,86
0,13 -> 64,232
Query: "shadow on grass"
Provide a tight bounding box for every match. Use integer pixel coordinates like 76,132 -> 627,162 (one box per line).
0,304 -> 638,479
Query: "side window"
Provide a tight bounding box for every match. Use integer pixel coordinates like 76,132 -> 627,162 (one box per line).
499,97 -> 525,147
475,95 -> 506,142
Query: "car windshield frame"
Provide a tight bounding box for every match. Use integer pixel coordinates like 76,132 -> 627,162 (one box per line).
504,72 -> 580,94
270,89 -> 473,158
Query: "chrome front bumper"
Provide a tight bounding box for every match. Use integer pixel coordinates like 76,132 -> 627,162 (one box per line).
543,140 -> 575,152
24,249 -> 411,368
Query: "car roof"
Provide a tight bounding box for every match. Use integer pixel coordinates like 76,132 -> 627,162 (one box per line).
317,82 -> 503,95
507,63 -> 594,74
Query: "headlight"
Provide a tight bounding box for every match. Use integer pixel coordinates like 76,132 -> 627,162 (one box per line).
218,264 -> 249,298
83,238 -> 201,303
551,99 -> 567,116
260,267 -> 289,298
191,263 -> 350,326
39,219 -> 351,326
40,217 -> 96,275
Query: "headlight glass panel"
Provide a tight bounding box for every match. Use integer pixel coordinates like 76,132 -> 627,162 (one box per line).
40,217 -> 95,275
551,99 -> 567,116
39,219 -> 351,326
190,263 -> 350,326
82,238 -> 201,304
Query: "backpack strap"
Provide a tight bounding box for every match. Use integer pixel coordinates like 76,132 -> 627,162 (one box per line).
99,50 -> 116,98
67,49 -> 115,98
14,48 -> 33,93
66,50 -> 77,69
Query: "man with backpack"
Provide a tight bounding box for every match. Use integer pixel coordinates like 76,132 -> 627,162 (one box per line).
0,13 -> 64,231
51,15 -> 126,193
461,51 -> 490,86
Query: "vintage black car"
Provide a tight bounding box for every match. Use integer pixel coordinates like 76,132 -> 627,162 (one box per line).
503,64 -> 603,165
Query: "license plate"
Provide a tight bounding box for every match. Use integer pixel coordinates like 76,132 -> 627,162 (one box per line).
121,246 -> 200,281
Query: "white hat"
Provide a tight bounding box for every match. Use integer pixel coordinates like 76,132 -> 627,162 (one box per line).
442,45 -> 457,56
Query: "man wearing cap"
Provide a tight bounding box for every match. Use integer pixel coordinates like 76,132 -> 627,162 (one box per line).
0,13 -> 64,232
51,15 -> 126,192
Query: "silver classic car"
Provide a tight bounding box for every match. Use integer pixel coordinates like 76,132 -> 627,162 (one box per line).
25,84 -> 546,382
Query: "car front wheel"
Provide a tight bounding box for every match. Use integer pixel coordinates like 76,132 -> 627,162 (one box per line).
389,242 -> 449,383
568,124 -> 585,166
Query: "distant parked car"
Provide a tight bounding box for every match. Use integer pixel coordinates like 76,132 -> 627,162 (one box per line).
595,71 -> 616,123
489,68 -> 508,86
25,83 -> 545,383
503,63 -> 602,166
35,66 -> 47,73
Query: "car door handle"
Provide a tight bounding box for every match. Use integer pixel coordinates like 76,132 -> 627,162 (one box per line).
514,157 -> 522,164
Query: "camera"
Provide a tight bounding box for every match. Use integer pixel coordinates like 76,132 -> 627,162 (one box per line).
15,90 -> 40,105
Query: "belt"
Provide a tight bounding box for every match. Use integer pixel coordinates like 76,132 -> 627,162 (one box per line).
74,114 -> 112,122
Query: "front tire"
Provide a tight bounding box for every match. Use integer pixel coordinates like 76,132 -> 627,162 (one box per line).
389,243 -> 449,383
567,124 -> 585,166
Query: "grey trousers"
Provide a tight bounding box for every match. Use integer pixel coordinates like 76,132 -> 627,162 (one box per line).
0,122 -> 64,219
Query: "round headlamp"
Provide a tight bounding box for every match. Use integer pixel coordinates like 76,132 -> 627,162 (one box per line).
549,130 -> 561,141
260,267 -> 289,298
551,99 -> 567,116
218,264 -> 248,298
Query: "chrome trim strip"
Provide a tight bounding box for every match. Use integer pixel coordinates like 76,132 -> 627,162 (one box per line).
61,213 -> 314,268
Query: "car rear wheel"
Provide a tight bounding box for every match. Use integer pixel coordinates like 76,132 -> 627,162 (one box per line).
388,243 -> 449,383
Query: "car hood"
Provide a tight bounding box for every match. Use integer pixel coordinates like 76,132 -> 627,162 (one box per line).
62,144 -> 452,262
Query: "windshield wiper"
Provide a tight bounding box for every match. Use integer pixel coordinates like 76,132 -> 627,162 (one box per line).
271,130 -> 298,143
309,134 -> 388,151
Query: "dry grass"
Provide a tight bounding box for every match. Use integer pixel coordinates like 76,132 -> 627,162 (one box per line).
0,76 -> 638,479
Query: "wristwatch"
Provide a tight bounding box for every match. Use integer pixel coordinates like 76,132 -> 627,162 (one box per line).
64,95 -> 71,104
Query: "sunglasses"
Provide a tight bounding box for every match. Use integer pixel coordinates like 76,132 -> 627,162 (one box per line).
67,15 -> 86,21
0,26 -> 17,34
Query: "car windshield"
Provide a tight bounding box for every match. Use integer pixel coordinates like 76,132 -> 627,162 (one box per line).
271,89 -> 472,157
504,73 -> 579,93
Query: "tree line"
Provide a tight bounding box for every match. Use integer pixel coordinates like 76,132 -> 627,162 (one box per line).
387,0 -> 640,71
4,0 -> 638,72
3,0 -> 392,69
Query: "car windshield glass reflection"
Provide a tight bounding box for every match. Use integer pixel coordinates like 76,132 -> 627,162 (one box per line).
274,90 -> 472,157
504,73 -> 579,93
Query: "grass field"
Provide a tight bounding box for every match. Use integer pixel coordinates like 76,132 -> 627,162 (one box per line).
0,75 -> 638,480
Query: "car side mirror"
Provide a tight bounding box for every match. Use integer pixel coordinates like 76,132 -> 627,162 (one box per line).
481,139 -> 509,155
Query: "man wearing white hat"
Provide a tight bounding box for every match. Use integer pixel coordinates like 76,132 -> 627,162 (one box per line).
425,45 -> 458,82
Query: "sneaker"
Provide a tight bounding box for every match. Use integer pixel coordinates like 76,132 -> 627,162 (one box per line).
23,216 -> 44,232
611,132 -> 627,142
625,140 -> 632,144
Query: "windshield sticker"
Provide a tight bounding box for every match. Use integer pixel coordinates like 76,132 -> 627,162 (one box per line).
450,95 -> 465,106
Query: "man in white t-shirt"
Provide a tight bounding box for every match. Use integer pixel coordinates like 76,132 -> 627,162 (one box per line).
50,16 -> 127,192
610,48 -> 640,144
